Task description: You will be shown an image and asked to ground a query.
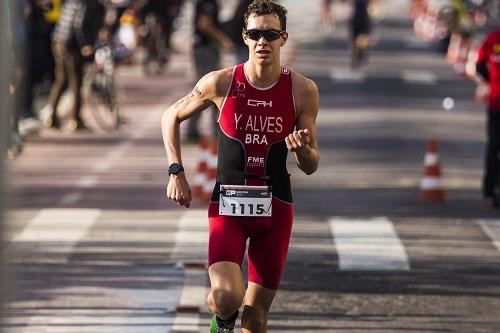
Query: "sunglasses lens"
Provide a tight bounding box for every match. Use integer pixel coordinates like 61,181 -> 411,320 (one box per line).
263,30 -> 281,41
247,30 -> 261,41
246,29 -> 282,41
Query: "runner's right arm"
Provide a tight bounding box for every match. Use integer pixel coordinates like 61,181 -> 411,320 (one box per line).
161,69 -> 232,207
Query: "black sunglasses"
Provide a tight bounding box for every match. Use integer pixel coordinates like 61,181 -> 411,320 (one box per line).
244,29 -> 285,41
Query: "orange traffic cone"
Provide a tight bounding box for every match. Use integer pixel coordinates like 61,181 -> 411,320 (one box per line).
201,138 -> 218,204
192,137 -> 210,198
420,139 -> 446,203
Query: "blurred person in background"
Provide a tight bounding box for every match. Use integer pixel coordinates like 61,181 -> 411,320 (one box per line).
185,0 -> 234,142
350,0 -> 371,68
224,0 -> 252,64
19,0 -> 61,137
7,0 -> 30,157
476,26 -> 500,207
39,0 -> 105,131
41,0 -> 62,82
320,0 -> 334,32
140,0 -> 184,58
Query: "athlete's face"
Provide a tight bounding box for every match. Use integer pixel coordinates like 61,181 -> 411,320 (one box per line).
243,14 -> 288,66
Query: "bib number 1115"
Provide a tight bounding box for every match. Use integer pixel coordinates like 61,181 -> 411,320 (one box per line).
230,203 -> 266,215
219,185 -> 272,217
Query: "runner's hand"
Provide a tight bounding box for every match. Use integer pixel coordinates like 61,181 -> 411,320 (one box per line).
167,173 -> 192,208
285,129 -> 310,152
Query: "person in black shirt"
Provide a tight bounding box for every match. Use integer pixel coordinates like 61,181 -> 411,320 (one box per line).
185,0 -> 234,142
350,0 -> 371,68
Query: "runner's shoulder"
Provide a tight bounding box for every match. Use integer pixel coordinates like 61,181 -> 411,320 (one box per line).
290,70 -> 319,101
199,67 -> 235,97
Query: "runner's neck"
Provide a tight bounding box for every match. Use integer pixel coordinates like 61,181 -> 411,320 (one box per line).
244,61 -> 282,89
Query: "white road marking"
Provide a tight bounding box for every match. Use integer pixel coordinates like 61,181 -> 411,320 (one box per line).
478,220 -> 500,253
329,217 -> 410,271
330,68 -> 366,82
5,209 -> 101,265
401,70 -> 437,85
8,208 -> 100,243
59,192 -> 83,206
172,210 -> 209,333
77,175 -> 98,188
3,210 -> 189,333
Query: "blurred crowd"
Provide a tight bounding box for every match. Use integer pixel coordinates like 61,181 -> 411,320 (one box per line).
5,0 -> 192,157
5,0 -> 277,158
5,0 -> 500,156
410,0 -> 497,80
410,0 -> 500,207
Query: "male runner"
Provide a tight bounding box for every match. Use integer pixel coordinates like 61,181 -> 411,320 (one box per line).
161,1 -> 320,331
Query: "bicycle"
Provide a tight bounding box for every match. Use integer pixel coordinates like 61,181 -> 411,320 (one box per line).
83,43 -> 121,132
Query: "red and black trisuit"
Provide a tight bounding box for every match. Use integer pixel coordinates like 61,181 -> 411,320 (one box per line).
208,63 -> 296,289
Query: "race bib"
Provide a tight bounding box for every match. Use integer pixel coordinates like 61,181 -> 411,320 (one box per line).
219,185 -> 272,217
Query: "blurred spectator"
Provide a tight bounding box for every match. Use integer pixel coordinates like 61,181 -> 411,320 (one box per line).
39,0 -> 105,131
19,0 -> 61,137
223,0 -> 252,64
7,0 -> 30,156
185,0 -> 234,142
476,27 -> 500,207
107,0 -> 132,35
140,0 -> 184,54
450,0 -> 474,39
41,0 -> 62,81
320,0 -> 334,32
350,0 -> 372,68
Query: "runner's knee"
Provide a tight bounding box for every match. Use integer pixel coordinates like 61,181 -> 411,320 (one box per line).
209,287 -> 243,317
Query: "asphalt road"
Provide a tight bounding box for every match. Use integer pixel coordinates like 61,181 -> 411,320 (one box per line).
3,1 -> 500,332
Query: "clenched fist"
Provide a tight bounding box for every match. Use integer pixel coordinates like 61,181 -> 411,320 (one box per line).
166,173 -> 192,208
285,129 -> 310,152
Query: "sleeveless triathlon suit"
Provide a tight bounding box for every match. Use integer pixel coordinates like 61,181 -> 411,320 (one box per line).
208,63 -> 296,289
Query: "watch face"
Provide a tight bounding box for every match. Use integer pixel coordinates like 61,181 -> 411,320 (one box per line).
169,164 -> 183,175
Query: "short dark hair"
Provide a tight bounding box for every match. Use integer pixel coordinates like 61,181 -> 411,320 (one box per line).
244,0 -> 288,31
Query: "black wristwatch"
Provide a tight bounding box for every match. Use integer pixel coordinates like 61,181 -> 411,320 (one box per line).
168,163 -> 184,176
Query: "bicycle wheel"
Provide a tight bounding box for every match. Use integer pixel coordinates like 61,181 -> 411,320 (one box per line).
85,72 -> 120,131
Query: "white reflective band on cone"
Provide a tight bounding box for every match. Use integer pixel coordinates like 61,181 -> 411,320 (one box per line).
203,180 -> 214,192
420,177 -> 442,189
208,154 -> 218,168
193,173 -> 206,185
424,153 -> 439,166
199,149 -> 209,163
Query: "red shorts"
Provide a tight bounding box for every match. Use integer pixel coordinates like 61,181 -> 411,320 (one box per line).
208,197 -> 294,290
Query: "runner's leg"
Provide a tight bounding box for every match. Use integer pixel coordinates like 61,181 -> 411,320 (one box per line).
242,199 -> 293,331
241,282 -> 276,333
208,205 -> 247,319
207,261 -> 245,319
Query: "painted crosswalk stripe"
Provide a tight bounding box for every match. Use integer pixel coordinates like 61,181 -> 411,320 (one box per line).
5,208 -> 101,257
478,220 -> 500,252
172,209 -> 209,332
401,70 -> 437,85
330,68 -> 366,83
329,217 -> 410,271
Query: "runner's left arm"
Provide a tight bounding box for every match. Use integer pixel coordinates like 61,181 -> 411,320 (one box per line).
286,78 -> 320,175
